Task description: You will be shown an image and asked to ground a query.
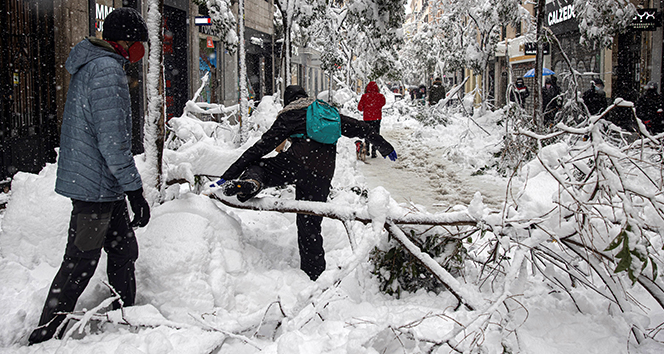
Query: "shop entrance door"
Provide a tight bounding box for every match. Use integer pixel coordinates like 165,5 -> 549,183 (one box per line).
0,0 -> 57,181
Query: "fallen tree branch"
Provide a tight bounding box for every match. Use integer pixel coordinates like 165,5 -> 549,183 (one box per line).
209,193 -> 485,329
211,193 -> 483,308
209,193 -> 479,227
61,295 -> 121,344
209,191 -> 502,345
385,221 -> 479,311
190,314 -> 263,350
64,310 -> 191,330
429,249 -> 527,351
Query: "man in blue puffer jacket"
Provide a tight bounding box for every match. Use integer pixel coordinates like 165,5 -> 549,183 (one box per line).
29,7 -> 151,345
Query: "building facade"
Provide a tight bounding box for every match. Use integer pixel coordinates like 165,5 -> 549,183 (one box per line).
406,0 -> 663,114
0,0 -> 278,181
194,0 -> 276,107
494,0 -> 664,113
291,47 -> 330,99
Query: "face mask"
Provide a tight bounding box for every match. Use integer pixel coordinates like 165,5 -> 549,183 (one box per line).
128,42 -> 145,63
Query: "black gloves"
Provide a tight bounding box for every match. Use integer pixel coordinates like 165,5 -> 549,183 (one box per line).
126,188 -> 150,228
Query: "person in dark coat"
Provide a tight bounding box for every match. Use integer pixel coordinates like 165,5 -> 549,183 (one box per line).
211,85 -> 397,281
582,78 -> 608,116
358,81 -> 386,158
510,77 -> 530,108
28,7 -> 151,345
415,84 -> 427,103
428,77 -> 446,106
635,81 -> 663,134
542,76 -> 561,126
609,84 -> 640,133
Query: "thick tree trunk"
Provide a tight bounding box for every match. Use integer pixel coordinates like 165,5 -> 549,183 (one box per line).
238,0 -> 249,144
144,0 -> 165,204
285,25 -> 291,86
275,0 -> 292,88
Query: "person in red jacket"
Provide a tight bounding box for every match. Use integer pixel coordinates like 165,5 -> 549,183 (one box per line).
357,81 -> 386,158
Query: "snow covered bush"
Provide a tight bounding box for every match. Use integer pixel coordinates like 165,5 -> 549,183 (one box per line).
411,104 -> 450,127
370,226 -> 469,297
494,103 -> 539,175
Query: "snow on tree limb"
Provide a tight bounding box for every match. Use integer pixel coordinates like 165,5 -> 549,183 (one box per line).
204,0 -> 238,53
209,191 -> 485,316
574,0 -> 636,49
512,100 -> 664,344
210,192 -> 516,315
210,193 -> 478,227
385,221 -> 481,311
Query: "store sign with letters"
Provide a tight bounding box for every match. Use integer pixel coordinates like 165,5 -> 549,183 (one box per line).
630,9 -> 659,31
524,42 -> 550,56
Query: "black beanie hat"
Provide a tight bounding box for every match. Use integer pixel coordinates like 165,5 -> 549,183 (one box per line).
103,7 -> 148,42
284,85 -> 308,106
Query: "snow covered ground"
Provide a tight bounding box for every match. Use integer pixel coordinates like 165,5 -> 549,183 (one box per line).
358,122 -> 510,211
1,91 -> 663,353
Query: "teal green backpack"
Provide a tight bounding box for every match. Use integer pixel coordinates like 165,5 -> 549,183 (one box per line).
292,99 -> 342,144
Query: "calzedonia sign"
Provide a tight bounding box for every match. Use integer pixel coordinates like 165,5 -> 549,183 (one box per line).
545,0 -> 578,36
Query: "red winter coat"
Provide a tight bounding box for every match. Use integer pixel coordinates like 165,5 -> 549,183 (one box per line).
357,81 -> 386,121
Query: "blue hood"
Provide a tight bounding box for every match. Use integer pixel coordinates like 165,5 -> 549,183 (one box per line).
65,37 -> 125,75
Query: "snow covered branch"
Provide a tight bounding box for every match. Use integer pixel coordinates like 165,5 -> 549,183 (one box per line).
385,221 -> 480,311
210,194 -> 479,228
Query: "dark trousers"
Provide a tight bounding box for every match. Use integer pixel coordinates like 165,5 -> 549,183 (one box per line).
364,120 -> 381,157
29,199 -> 138,344
242,154 -> 331,280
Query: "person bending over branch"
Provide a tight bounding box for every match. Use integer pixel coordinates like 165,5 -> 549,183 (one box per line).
210,85 -> 397,280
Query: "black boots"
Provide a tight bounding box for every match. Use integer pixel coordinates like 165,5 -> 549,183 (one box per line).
28,316 -> 68,345
222,179 -> 262,202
